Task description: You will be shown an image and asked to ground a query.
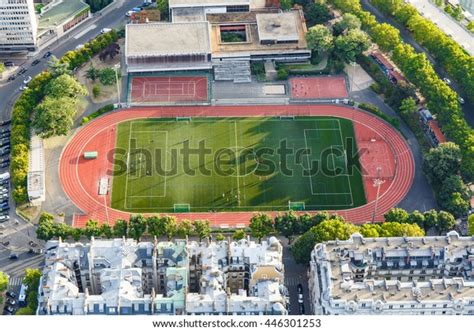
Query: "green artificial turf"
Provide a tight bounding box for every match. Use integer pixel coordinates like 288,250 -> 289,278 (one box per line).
110,117 -> 366,212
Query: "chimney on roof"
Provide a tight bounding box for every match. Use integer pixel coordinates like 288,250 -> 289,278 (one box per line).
272,19 -> 281,28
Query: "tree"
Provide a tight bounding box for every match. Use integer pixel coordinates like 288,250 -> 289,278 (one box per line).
304,2 -> 332,27
146,216 -> 161,237
249,213 -> 274,242
384,208 -> 409,223
468,214 -> 474,236
274,211 -> 299,244
23,269 -> 41,312
193,220 -> 211,242
46,74 -> 87,99
334,29 -> 371,63
98,67 -> 117,86
36,212 -> 55,241
399,97 -> 416,114
215,233 -> 225,241
160,216 -> 178,240
232,229 -> 246,241
277,67 -> 289,80
358,224 -> 380,237
71,228 -> 83,241
408,210 -> 425,230
438,175 -> 471,217
33,96 -> 78,138
291,229 -> 318,264
312,219 -> 358,243
113,219 -> 128,237
47,56 -> 71,77
333,13 -> 361,35
16,307 -> 35,315
176,219 -> 193,238
423,142 -> 462,186
0,271 -> 7,292
305,25 -> 334,58
84,219 -> 101,238
370,23 -> 401,52
100,223 -> 113,239
0,63 -> 5,76
371,0 -> 403,15
128,214 -> 147,241
423,209 -> 438,232
435,211 -> 456,235
280,0 -> 293,10
378,222 -> 425,237
86,66 -> 99,81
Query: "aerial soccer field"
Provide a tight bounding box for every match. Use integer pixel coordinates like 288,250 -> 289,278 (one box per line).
110,116 -> 366,213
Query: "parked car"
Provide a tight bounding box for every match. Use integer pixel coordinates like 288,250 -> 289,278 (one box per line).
0,206 -> 10,212
0,162 -> 9,169
9,253 -> 18,260
6,291 -> 15,298
23,76 -> 32,84
43,51 -> 52,58
0,149 -> 10,157
4,61 -> 14,67
18,67 -> 27,75
100,28 -> 112,34
19,85 -> 28,91
0,120 -> 11,126
75,44 -> 84,50
458,97 -> 465,104
0,132 -> 10,139
7,75 -> 16,82
297,284 -> 303,304
31,59 -> 40,66
443,77 -> 452,85
0,215 -> 9,222
6,298 -> 16,306
4,305 -> 15,314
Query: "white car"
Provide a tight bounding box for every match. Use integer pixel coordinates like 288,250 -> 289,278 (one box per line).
19,85 -> 28,91
458,97 -> 465,104
75,44 -> 84,50
23,76 -> 32,85
443,77 -> 452,85
100,28 -> 112,34
0,215 -> 9,222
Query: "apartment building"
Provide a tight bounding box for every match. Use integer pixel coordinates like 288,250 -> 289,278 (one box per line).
0,0 -> 37,53
308,231 -> 474,315
37,236 -> 288,315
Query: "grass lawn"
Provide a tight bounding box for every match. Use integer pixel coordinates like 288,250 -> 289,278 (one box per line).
110,117 -> 366,212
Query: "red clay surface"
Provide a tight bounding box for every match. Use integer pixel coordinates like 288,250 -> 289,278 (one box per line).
59,105 -> 414,228
130,76 -> 208,103
290,76 -> 348,99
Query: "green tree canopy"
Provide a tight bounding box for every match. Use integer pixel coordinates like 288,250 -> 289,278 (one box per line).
0,271 -> 8,291
304,2 -> 332,27
468,214 -> 474,236
176,219 -> 193,238
384,208 -> 410,223
423,142 -> 462,186
47,56 -> 71,77
128,214 -> 147,241
45,74 -> 87,99
305,25 -> 334,57
36,212 -> 55,241
334,29 -> 371,63
84,219 -> 101,238
33,96 -> 78,138
435,210 -> 456,235
193,220 -> 211,242
370,22 -> 401,52
274,211 -> 299,244
249,213 -> 274,242
113,219 -> 128,237
232,229 -> 246,241
333,13 -> 361,35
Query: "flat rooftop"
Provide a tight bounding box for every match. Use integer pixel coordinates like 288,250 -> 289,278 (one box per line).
38,0 -> 90,31
256,12 -> 299,42
209,10 -> 308,57
169,0 -> 250,8
126,22 -> 211,57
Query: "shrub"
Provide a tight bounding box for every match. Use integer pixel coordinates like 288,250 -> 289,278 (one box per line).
277,67 -> 289,80
98,67 -> 117,86
81,104 -> 114,125
92,84 -> 101,98
358,102 -> 400,129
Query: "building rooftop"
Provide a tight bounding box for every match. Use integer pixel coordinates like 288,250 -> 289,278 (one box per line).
38,0 -> 90,32
169,0 -> 250,9
27,135 -> 45,203
256,12 -> 299,42
171,7 -> 206,22
311,232 -> 474,304
125,22 -> 211,57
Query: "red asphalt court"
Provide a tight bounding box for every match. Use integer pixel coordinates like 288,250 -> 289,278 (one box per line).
59,105 -> 414,228
290,76 -> 348,99
130,76 -> 209,103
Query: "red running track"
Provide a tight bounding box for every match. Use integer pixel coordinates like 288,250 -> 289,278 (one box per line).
59,105 -> 414,228
290,76 -> 348,99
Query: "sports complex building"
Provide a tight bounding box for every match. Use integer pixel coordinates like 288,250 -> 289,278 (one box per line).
125,0 -> 310,103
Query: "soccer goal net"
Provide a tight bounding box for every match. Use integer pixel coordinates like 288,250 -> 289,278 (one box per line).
174,203 -> 191,212
288,201 -> 305,211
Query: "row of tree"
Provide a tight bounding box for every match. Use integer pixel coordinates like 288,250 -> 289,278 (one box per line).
326,0 -> 474,180
36,213 -> 214,243
291,218 -> 425,264
371,0 -> 473,104
383,208 -> 457,234
11,30 -> 120,204
15,269 -> 41,315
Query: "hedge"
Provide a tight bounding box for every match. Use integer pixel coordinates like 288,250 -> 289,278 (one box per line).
358,102 -> 400,130
81,104 -> 114,125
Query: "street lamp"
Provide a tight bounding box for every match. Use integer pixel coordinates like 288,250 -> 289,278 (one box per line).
371,167 -> 385,223
114,63 -> 121,105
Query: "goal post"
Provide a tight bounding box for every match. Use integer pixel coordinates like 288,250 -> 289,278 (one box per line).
176,117 -> 192,122
174,203 -> 191,212
279,115 -> 295,120
288,201 -> 305,211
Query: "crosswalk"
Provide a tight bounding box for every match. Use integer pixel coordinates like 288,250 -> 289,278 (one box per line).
8,276 -> 23,287
284,277 -> 301,287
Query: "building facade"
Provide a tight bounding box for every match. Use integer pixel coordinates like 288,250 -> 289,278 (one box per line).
0,0 -> 37,53
38,237 -> 288,315
309,232 -> 474,315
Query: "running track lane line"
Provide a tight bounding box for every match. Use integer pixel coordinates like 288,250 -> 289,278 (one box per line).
59,105 -> 414,227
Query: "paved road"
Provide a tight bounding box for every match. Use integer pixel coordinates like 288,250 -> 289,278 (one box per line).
407,0 -> 473,55
361,0 -> 474,127
282,245 -> 311,315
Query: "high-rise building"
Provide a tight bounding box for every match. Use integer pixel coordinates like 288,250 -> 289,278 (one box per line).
0,0 -> 37,53
309,232 -> 474,315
